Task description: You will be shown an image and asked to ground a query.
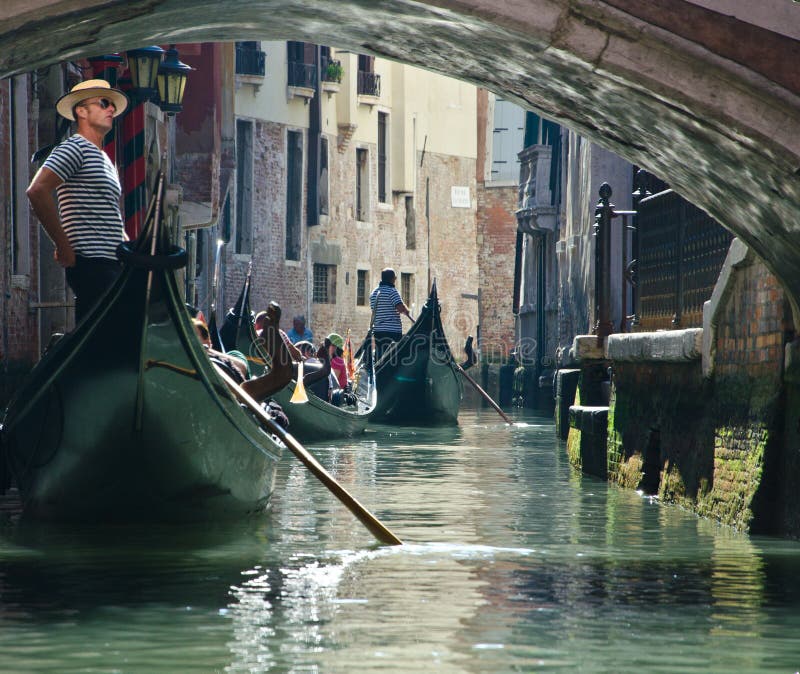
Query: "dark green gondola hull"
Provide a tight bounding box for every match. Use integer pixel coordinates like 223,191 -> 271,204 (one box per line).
369,283 -> 462,425
272,382 -> 372,442
0,224 -> 281,522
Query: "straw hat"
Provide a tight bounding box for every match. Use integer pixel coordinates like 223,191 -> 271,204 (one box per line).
55,79 -> 129,121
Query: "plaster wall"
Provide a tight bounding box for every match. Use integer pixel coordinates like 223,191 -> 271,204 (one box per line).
235,41 -> 316,129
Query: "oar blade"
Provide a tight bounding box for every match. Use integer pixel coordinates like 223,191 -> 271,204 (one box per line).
290,360 -> 309,404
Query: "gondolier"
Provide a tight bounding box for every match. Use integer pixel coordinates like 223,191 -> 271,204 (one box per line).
27,78 -> 129,322
369,268 -> 411,358
369,281 -> 462,425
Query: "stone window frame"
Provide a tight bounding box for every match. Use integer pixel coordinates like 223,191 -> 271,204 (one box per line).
312,262 -> 337,304
355,146 -> 369,222
356,269 -> 369,306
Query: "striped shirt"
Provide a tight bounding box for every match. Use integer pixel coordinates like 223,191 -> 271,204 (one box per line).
370,282 -> 403,333
43,134 -> 124,261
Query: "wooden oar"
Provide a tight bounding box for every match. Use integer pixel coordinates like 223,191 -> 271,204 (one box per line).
214,365 -> 403,546
290,360 -> 309,404
402,314 -> 512,425
455,362 -> 513,425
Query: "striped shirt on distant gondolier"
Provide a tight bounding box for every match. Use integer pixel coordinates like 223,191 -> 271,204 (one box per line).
368,268 -> 410,359
370,282 -> 403,334
42,134 -> 124,262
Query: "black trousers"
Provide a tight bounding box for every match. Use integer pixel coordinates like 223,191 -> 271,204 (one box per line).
373,331 -> 402,359
65,255 -> 122,323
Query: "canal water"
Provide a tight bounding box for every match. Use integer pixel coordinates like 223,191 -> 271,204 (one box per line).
1,408 -> 800,672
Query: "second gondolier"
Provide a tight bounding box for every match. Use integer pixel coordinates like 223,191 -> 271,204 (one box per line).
369,268 -> 411,358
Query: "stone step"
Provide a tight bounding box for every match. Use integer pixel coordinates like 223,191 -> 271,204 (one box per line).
567,405 -> 609,479
554,368 -> 580,440
569,405 -> 609,434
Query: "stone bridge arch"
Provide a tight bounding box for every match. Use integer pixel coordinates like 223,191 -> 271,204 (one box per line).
4,0 -> 800,316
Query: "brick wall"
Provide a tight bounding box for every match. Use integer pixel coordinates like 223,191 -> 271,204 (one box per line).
413,152 -> 479,352
715,263 -> 789,379
0,76 -> 40,402
226,115 -> 480,351
709,258 -> 792,534
476,183 -> 517,363
607,256 -> 795,535
222,120 -> 307,332
176,152 -> 215,204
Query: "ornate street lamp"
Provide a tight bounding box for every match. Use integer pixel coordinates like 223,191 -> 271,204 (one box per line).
157,45 -> 192,114
126,46 -> 164,101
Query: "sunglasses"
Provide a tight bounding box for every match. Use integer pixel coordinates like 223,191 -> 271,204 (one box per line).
80,97 -> 115,110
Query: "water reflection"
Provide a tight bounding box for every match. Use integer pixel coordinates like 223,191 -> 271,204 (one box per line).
0,408 -> 800,672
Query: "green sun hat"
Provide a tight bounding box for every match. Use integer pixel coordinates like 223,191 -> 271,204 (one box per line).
327,333 -> 344,349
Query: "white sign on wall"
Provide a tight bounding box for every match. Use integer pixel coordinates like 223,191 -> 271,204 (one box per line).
451,186 -> 471,208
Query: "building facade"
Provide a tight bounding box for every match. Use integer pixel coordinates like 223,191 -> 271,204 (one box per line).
224,42 -> 480,349
520,117 -> 800,537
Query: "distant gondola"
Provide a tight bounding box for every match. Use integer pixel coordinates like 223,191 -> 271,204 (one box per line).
368,281 -> 462,425
270,345 -> 377,442
216,276 -> 377,442
0,173 -> 282,521
211,269 -> 270,377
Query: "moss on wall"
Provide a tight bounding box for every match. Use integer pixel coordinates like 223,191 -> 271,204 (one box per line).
608,361 -> 713,499
566,426 -> 582,469
695,424 -> 768,530
614,451 -> 644,490
608,357 -> 785,532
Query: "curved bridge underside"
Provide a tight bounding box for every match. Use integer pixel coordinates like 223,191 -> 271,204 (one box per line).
4,0 -> 800,315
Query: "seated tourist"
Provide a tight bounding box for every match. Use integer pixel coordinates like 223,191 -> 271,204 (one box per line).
317,334 -> 356,407
326,333 -> 349,390
294,340 -> 315,359
238,302 -> 293,402
195,310 -> 291,429
254,310 -> 268,337
193,318 -> 249,383
186,302 -> 206,325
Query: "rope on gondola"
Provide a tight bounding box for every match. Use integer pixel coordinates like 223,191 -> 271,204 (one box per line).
116,241 -> 188,270
145,360 -> 200,379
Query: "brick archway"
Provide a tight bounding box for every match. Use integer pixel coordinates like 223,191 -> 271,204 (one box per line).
5,0 -> 800,315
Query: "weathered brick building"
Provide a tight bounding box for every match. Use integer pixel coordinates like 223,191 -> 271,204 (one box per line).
475,90 -> 518,365
222,43 -> 482,351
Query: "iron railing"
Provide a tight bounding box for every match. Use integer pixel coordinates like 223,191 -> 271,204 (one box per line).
235,43 -> 266,77
635,185 -> 732,330
288,61 -> 317,89
357,70 -> 381,97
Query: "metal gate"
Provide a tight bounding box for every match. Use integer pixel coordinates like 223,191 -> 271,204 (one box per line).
634,182 -> 732,330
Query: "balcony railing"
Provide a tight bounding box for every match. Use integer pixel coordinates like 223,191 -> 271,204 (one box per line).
357,70 -> 381,97
288,61 -> 317,89
235,44 -> 266,77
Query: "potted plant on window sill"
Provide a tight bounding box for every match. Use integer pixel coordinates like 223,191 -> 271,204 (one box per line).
322,60 -> 343,94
